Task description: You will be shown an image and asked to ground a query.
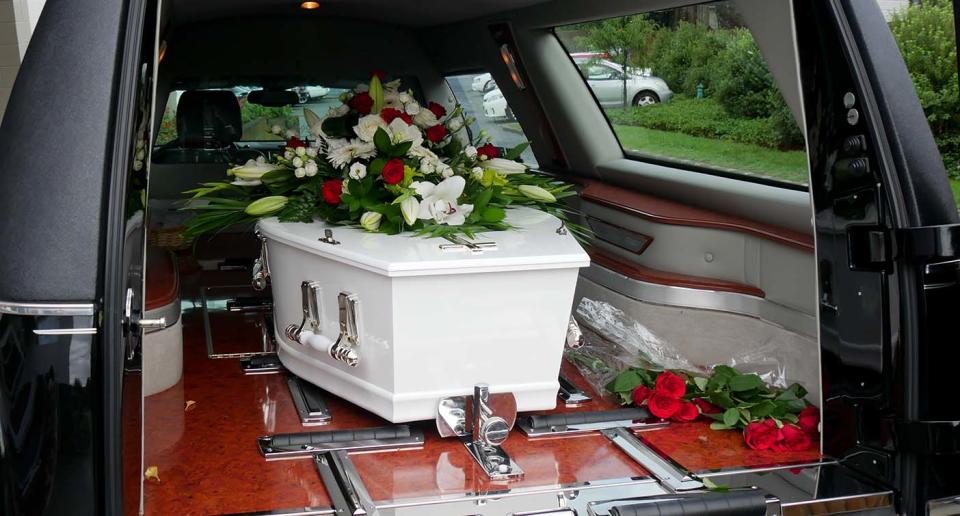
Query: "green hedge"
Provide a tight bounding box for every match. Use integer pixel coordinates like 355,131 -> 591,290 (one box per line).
607,96 -> 800,150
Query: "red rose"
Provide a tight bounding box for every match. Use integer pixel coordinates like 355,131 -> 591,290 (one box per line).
630,385 -> 652,406
654,371 -> 686,398
380,108 -> 413,125
476,143 -> 500,160
425,124 -> 448,143
798,406 -> 820,435
348,92 -> 374,114
427,101 -> 447,119
743,420 -> 779,451
671,401 -> 699,422
322,179 -> 343,205
773,424 -> 812,452
381,158 -> 405,185
647,391 -> 681,419
370,70 -> 386,81
693,398 -> 721,415
286,136 -> 305,149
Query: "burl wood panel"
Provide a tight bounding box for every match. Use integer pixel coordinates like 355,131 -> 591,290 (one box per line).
144,306 -> 820,514
145,246 -> 178,311
589,248 -> 767,298
580,180 -> 815,251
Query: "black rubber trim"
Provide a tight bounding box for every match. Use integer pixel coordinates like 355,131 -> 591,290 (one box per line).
609,490 -> 769,516
270,426 -> 414,447
527,408 -> 650,429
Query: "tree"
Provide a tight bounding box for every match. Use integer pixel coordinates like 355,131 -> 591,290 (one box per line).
577,15 -> 657,106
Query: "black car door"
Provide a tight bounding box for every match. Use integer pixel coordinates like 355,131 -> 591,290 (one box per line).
797,1 -> 960,514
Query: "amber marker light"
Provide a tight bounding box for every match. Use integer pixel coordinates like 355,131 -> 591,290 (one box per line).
300,1 -> 320,9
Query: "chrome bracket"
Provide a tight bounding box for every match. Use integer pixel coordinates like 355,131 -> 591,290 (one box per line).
557,374 -> 592,406
602,427 -> 703,492
565,315 -> 584,349
288,375 -> 332,426
328,292 -> 360,367
439,235 -> 498,254
437,384 -> 524,481
314,451 -> 378,516
284,281 -> 324,343
252,230 -> 271,291
319,229 -> 340,245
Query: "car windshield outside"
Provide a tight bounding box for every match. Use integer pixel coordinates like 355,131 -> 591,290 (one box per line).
154,85 -> 351,145
445,73 -> 538,168
555,2 -> 810,188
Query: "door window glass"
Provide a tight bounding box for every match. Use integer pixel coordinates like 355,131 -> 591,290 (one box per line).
445,73 -> 538,168
555,2 -> 809,187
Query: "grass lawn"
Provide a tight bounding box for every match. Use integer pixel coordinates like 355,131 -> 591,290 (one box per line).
613,125 -> 809,185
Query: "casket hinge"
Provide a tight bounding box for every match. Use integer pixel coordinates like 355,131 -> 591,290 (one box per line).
436,383 -> 524,481
252,230 -> 271,291
285,281 -> 324,342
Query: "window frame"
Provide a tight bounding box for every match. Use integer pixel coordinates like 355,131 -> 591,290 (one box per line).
550,20 -> 810,193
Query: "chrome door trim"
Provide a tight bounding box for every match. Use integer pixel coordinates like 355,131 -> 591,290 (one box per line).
0,301 -> 96,316
33,327 -> 99,336
581,265 -> 817,338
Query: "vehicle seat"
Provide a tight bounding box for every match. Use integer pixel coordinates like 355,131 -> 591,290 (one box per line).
143,246 -> 183,396
150,90 -> 261,199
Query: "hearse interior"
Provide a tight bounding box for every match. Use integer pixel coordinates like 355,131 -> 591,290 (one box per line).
1,0 -> 959,515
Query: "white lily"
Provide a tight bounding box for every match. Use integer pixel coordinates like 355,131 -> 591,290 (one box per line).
518,184 -> 556,202
228,159 -> 282,184
400,196 -> 419,225
360,211 -> 382,232
415,176 -> 473,226
387,118 -> 423,147
483,158 -> 527,175
413,108 -> 438,128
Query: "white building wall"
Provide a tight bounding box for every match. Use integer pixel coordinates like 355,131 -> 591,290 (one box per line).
877,0 -> 910,20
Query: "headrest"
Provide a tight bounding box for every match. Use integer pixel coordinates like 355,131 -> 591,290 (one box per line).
176,90 -> 242,148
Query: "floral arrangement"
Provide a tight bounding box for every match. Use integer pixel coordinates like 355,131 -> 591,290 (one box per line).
182,72 -> 578,239
606,366 -> 819,451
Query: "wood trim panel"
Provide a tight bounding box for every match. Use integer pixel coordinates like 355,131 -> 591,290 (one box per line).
590,248 -> 766,298
145,247 -> 179,310
580,180 -> 814,251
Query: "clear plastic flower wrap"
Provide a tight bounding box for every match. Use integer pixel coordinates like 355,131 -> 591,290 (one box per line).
566,298 -> 790,400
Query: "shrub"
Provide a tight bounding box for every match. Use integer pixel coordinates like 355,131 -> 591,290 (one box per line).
647,22 -> 731,98
889,0 -> 959,178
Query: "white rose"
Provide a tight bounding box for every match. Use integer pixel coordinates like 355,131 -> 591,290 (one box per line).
349,162 -> 367,180
306,147 -> 317,158
295,167 -> 306,178
404,102 -> 421,115
464,146 -> 478,159
438,163 -> 454,178
304,162 -> 318,177
413,109 -> 438,128
295,146 -> 306,156
284,150 -> 293,160
292,157 -> 304,168
360,211 -> 382,232
285,129 -> 298,139
419,157 -> 436,175
271,124 -> 283,135
471,167 -> 484,180
446,117 -> 463,132
354,114 -> 388,142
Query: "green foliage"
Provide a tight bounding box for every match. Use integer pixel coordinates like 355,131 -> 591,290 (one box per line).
890,0 -> 960,179
646,22 -> 731,98
606,97 -> 801,150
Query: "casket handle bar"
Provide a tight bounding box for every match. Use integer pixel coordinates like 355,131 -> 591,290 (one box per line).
285,284 -> 361,367
437,383 -> 524,481
252,230 -> 270,291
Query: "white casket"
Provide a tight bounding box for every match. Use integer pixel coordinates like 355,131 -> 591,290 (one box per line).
258,207 -> 590,422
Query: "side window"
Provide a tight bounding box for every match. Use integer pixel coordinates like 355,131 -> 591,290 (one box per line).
445,73 -> 539,168
888,1 -> 959,206
555,3 -> 809,187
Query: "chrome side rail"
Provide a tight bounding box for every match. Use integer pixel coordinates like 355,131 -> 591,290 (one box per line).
0,301 -> 96,316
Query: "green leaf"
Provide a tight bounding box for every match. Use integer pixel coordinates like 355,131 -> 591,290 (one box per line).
709,422 -> 732,431
702,477 -> 730,492
369,157 -> 387,176
728,374 -> 765,392
390,140 -> 413,158
503,142 -> 530,160
722,407 -> 739,427
373,128 -> 392,154
708,391 -> 735,409
693,376 -> 709,392
605,368 -> 647,394
750,400 -> 777,419
481,207 -> 506,223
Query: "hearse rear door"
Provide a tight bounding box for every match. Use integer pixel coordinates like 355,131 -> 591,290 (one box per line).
797,1 -> 960,513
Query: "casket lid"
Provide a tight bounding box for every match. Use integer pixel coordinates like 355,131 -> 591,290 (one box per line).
257,207 -> 589,277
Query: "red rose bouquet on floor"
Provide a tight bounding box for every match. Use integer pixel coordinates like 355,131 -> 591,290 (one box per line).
607,366 -> 819,451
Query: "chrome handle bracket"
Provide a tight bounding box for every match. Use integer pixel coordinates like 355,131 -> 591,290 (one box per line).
284,281 -> 324,342
252,230 -> 271,291
436,383 -> 524,481
328,292 -> 360,367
